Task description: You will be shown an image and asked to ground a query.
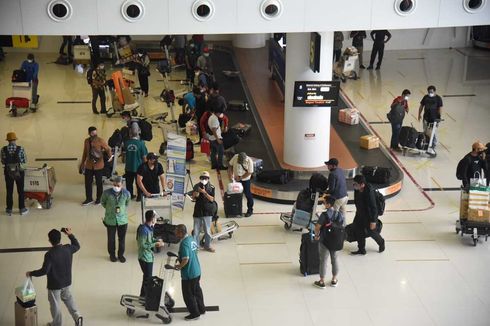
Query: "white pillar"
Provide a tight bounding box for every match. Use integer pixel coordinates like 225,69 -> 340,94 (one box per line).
232,33 -> 267,49
283,32 -> 334,168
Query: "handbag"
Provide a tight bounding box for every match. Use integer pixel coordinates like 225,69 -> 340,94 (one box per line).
470,172 -> 488,190
321,221 -> 345,251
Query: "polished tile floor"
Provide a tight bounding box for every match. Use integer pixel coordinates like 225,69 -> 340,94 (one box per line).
0,46 -> 489,326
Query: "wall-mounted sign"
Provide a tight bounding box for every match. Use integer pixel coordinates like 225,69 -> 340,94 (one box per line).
293,81 -> 340,107
304,133 -> 316,140
12,35 -> 39,48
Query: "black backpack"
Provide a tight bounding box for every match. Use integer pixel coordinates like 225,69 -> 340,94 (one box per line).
12,69 -> 27,83
108,129 -> 123,148
138,119 -> 153,141
456,156 -> 470,180
309,173 -> 328,193
3,146 -> 22,180
86,68 -> 94,85
374,189 -> 385,216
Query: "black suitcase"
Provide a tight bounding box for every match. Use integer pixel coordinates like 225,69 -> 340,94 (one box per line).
295,188 -> 314,213
224,192 -> 243,217
256,169 -> 292,184
361,166 -> 391,184
228,100 -> 248,111
399,126 -> 418,148
231,123 -> 252,137
299,233 -> 319,276
222,130 -> 240,149
186,138 -> 194,161
145,276 -> 163,311
153,223 -> 180,244
12,69 -> 27,83
309,173 -> 328,193
345,220 -> 383,243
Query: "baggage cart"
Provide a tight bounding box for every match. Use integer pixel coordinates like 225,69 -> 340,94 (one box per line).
456,188 -> 490,246
24,164 -> 56,209
401,119 -> 443,158
120,251 -> 177,324
197,219 -> 240,246
7,82 -> 36,117
280,192 -> 320,231
333,47 -> 359,82
141,193 -> 173,224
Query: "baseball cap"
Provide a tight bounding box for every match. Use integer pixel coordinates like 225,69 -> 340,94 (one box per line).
147,152 -> 159,160
325,158 -> 339,166
472,142 -> 487,151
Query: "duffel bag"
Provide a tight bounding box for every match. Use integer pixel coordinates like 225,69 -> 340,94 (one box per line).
256,169 -> 292,185
361,166 -> 391,184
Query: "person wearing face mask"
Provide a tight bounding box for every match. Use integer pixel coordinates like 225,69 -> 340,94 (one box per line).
387,89 -> 411,151
137,210 -> 164,296
192,171 -> 216,252
136,153 -> 166,199
207,107 -> 226,170
193,66 -> 209,89
418,85 -> 443,149
351,175 -> 385,255
185,40 -> 199,81
89,61 -> 107,114
323,158 -> 348,219
228,152 -> 255,217
135,50 -> 151,97
101,176 -> 130,263
458,142 -> 488,189
206,83 -> 227,113
80,127 -> 112,206
196,47 -> 213,75
20,53 -> 40,106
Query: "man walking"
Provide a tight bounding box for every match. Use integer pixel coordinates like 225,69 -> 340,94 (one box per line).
192,171 -> 216,252
418,85 -> 443,149
1,132 -> 29,216
351,175 -> 385,255
367,30 -> 391,70
27,228 -> 83,326
175,224 -> 206,321
388,89 -> 410,151
324,158 -> 348,218
228,152 -> 255,217
21,53 -> 40,106
350,31 -> 367,69
124,129 -> 148,200
101,176 -> 130,262
89,61 -> 107,114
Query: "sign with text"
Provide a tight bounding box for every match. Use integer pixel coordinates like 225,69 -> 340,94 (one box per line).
165,132 -> 186,210
293,81 -> 340,107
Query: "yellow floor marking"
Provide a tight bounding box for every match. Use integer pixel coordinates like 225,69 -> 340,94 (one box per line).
431,177 -> 443,191
445,112 -> 456,122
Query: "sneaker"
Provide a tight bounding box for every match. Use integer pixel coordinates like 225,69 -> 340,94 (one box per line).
184,314 -> 200,321
204,247 -> 215,253
20,208 -> 29,216
6,209 -> 12,216
110,255 -> 117,262
366,66 -> 373,70
360,65 -> 366,69
350,250 -> 366,255
76,316 -> 83,326
313,281 -> 326,289
94,200 -> 101,205
82,200 -> 94,206
244,211 -> 253,218
330,279 -> 338,287
118,256 -> 126,263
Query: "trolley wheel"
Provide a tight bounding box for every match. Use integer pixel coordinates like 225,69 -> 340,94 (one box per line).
164,293 -> 175,309
473,238 -> 478,246
126,308 -> 135,316
131,109 -> 138,117
229,231 -> 233,238
351,72 -> 358,80
42,196 -> 53,209
284,222 -> 292,230
156,314 -> 172,324
11,106 -> 18,117
341,76 -> 347,83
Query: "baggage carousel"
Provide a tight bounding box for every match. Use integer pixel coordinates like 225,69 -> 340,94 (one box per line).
211,45 -> 403,204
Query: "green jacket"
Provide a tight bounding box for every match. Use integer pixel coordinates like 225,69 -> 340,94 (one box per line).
137,224 -> 158,263
101,188 -> 130,226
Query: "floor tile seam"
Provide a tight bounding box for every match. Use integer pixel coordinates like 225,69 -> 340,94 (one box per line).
235,234 -> 254,326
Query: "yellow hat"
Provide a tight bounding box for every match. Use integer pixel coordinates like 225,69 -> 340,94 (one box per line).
472,141 -> 486,151
6,132 -> 17,141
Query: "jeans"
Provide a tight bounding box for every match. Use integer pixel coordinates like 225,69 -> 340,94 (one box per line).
355,224 -> 384,251
193,216 -> 212,249
47,286 -> 81,326
138,259 -> 153,297
5,171 -> 25,210
182,276 -> 205,317
106,223 -> 128,258
390,122 -> 402,149
210,140 -> 224,168
333,196 -> 348,222
125,171 -> 140,198
423,120 -> 437,148
369,44 -> 385,68
355,46 -> 364,66
84,168 -> 103,202
318,242 -> 339,279
240,179 -> 254,213
91,87 -> 106,113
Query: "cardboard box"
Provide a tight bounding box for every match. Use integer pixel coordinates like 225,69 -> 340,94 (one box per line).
460,191 -> 469,219
338,108 -> 359,125
468,208 -> 490,223
360,135 -> 380,150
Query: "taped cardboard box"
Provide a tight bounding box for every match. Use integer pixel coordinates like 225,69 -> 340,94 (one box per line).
338,108 -> 359,125
468,207 -> 490,223
360,135 -> 380,150
460,191 -> 469,219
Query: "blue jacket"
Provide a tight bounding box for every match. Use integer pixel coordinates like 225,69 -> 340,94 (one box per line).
21,60 -> 39,82
327,167 -> 347,199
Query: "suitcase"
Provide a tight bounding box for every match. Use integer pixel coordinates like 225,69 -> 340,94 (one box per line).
228,100 -> 248,111
186,138 -> 194,161
145,276 -> 163,311
179,113 -> 192,128
309,173 -> 328,193
200,138 -> 211,155
415,132 -> 428,150
73,45 -> 91,61
345,220 -> 383,243
399,126 -> 418,148
299,232 -> 319,276
153,223 -> 180,244
6,97 -> 30,109
256,170 -> 292,185
361,166 -> 391,184
250,157 -> 264,174
224,192 -> 243,217
12,69 -> 27,83
231,123 -> 252,137
222,130 -> 240,149
15,302 -> 38,326
295,188 -> 315,213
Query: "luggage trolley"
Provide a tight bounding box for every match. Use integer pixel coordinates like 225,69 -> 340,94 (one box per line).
198,219 -> 239,246
6,82 -> 37,117
456,189 -> 490,246
333,47 -> 359,83
120,251 -> 177,324
24,164 -> 56,209
280,192 -> 321,231
401,119 -> 443,158
141,193 -> 173,224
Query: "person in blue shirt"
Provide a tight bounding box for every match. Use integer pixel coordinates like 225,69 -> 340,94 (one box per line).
20,53 -> 40,105
175,224 -> 206,321
182,87 -> 198,115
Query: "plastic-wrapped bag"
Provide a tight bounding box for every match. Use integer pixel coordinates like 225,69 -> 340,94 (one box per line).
15,277 -> 36,304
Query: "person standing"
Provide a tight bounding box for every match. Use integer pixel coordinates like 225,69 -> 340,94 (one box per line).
333,32 -> 344,63
59,35 -> 73,58
136,50 -> 151,97
350,31 -> 367,69
124,129 -> 148,200
89,61 -> 107,115
418,85 -> 443,149
185,40 -> 199,82
388,89 -> 410,151
206,83 -> 227,113
21,53 -> 40,106
228,152 -> 255,217
174,224 -> 206,321
1,132 -> 28,216
137,210 -> 164,297
136,153 -> 166,199
324,158 -> 348,218
192,34 -> 205,55
196,47 -> 213,75
458,142 -> 487,189
192,171 -> 216,253
351,175 -> 385,255
207,107 -> 226,170
80,126 -> 112,206
26,228 -> 83,326
121,111 -> 141,140
101,176 -> 130,262
367,30 -> 391,70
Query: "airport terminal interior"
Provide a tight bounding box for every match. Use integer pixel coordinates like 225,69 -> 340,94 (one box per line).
1,1 -> 490,326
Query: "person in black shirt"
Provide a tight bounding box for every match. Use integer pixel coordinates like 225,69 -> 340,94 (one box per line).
27,228 -> 83,326
460,142 -> 487,188
136,152 -> 165,198
418,85 -> 443,149
192,171 -> 216,252
351,175 -> 385,255
367,30 -> 391,70
350,31 -> 367,69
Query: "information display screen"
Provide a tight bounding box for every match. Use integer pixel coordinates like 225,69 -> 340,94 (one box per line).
293,81 -> 340,107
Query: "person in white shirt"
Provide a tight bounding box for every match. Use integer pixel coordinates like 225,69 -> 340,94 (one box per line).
228,152 -> 254,217
207,107 -> 225,170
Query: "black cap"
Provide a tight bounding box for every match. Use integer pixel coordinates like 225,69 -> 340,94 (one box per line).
147,152 -> 159,160
325,158 -> 339,166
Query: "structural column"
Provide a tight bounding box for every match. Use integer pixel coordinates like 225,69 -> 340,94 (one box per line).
283,32 -> 334,168
232,33 -> 267,49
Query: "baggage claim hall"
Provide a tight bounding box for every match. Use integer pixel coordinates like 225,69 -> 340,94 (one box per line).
1,0 -> 490,325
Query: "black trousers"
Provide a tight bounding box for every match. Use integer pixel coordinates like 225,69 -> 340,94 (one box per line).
138,74 -> 149,94
5,171 -> 25,210
106,223 -> 128,258
369,44 -> 385,68
182,276 -> 205,317
355,224 -> 384,251
59,36 -> 73,56
240,179 -> 254,213
138,259 -> 153,297
91,87 -> 106,113
84,168 -> 103,202
333,49 -> 342,62
124,171 -> 141,198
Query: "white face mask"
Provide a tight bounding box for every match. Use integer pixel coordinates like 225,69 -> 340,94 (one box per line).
404,96 -> 409,101
218,113 -> 224,119
27,59 -> 33,63
203,53 -> 210,57
201,179 -> 209,186
99,65 -> 104,70
138,53 -> 143,57
113,186 -> 122,193
428,92 -> 435,97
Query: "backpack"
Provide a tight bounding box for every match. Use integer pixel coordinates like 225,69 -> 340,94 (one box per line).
456,156 -> 470,180
108,129 -> 123,148
309,173 -> 328,193
86,68 -> 94,85
12,69 -> 27,83
3,146 -> 22,180
138,119 -> 153,141
186,138 -> 194,161
374,189 -> 385,216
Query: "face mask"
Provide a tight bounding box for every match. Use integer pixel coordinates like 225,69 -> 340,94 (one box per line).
195,72 -> 199,76
201,179 -> 209,186
203,53 -> 210,57
138,53 -> 143,57
428,92 -> 435,97
404,96 -> 409,101
99,65 -> 104,70
113,186 -> 121,192
218,113 -> 224,119
27,59 -> 33,63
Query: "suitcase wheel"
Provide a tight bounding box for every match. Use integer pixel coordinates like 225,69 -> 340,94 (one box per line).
284,222 -> 292,230
126,308 -> 135,316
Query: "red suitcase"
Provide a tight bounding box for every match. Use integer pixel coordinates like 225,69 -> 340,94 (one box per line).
6,97 -> 29,108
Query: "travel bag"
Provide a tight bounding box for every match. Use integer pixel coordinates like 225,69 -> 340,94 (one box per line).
12,69 -> 27,83
250,157 -> 264,174
322,222 -> 345,251
5,97 -> 29,109
186,138 -> 194,161
224,192 -> 243,217
222,130 -> 240,149
399,126 -> 418,148
361,166 -> 391,184
153,223 -> 180,244
256,169 -> 292,185
231,123 -> 252,137
345,220 -> 383,243
145,276 -> 163,311
227,100 -> 248,112
227,182 -> 243,195
309,173 -> 328,193
299,232 -> 319,276
295,188 -> 315,213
